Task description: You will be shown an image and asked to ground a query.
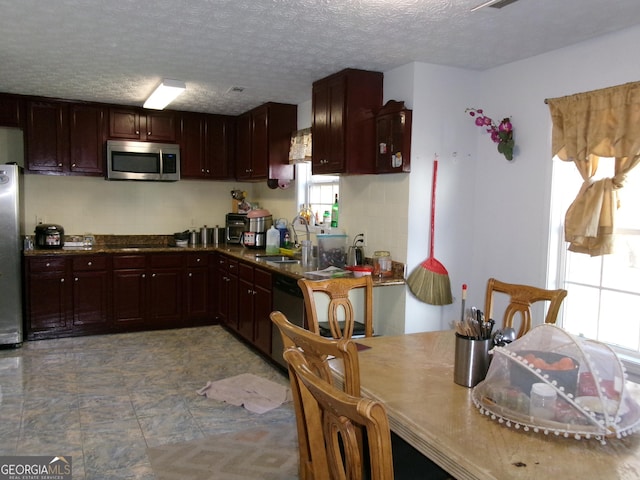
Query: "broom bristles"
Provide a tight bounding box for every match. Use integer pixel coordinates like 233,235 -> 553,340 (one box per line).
408,259 -> 453,305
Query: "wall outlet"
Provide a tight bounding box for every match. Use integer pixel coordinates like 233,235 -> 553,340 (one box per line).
359,231 -> 367,247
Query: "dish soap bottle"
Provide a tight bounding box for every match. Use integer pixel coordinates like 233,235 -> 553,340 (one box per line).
331,194 -> 339,228
266,225 -> 280,254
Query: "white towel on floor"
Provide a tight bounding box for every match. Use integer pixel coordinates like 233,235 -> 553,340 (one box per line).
197,373 -> 291,414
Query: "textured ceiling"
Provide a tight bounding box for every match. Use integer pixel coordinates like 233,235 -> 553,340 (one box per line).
1,0 -> 639,116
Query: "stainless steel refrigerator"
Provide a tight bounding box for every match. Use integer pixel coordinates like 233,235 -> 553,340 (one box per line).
0,164 -> 23,345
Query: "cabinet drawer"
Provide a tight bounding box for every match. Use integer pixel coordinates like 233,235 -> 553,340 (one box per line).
227,258 -> 238,273
113,255 -> 146,269
187,253 -> 209,267
72,255 -> 108,271
239,262 -> 254,282
149,253 -> 184,268
254,268 -> 272,290
28,256 -> 67,272
216,254 -> 228,270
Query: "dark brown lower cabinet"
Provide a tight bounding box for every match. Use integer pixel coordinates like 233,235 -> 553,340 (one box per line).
147,254 -> 184,328
185,252 -> 212,325
71,255 -> 110,332
112,255 -> 148,331
25,251 -> 219,340
237,261 -> 272,355
25,256 -> 71,339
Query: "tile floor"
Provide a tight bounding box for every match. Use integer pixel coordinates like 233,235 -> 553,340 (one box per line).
0,326 -> 294,480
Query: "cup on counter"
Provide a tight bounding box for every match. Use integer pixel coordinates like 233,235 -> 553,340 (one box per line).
373,251 -> 392,277
83,233 -> 95,248
301,240 -> 313,266
453,333 -> 492,388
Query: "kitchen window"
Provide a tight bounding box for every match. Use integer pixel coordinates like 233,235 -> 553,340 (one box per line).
552,157 -> 640,371
296,162 -> 339,223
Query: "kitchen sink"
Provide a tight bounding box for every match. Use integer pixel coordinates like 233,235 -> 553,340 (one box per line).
255,255 -> 300,264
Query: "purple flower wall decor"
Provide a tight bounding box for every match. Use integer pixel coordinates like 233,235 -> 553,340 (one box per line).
466,108 -> 514,161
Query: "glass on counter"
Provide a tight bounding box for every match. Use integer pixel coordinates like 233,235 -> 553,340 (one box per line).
373,251 -> 392,277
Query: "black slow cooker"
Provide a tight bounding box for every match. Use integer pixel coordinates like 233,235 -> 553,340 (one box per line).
34,224 -> 64,249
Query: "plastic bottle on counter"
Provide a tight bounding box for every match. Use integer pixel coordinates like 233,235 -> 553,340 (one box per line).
266,225 -> 280,255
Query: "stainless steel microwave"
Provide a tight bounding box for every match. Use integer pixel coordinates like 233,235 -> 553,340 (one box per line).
106,140 -> 180,181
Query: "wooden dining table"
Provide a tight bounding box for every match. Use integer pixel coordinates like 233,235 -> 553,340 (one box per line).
329,330 -> 640,480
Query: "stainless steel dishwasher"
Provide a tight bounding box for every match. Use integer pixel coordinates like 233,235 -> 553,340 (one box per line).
271,274 -> 305,368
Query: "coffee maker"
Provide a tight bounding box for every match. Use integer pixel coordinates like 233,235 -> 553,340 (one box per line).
347,233 -> 365,266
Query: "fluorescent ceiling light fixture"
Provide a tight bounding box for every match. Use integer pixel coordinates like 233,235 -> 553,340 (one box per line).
143,79 -> 186,110
471,0 -> 519,11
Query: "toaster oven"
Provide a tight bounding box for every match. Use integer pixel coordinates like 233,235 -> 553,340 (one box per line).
225,213 -> 247,244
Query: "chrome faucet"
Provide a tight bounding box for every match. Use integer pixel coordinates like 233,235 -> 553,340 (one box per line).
290,215 -> 310,246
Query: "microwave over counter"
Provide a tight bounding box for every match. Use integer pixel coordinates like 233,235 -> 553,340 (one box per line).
106,140 -> 180,181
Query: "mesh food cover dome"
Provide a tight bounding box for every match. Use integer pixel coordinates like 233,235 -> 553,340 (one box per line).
472,324 -> 640,444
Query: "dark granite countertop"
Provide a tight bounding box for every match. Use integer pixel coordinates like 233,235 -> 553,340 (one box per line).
24,235 -> 406,287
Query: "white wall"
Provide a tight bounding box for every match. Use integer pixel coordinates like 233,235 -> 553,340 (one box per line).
23,174 -> 243,236
0,127 -> 23,166
387,62 -> 478,332
461,25 -> 640,313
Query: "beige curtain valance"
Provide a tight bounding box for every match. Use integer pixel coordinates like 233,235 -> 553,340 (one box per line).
547,81 -> 640,256
547,81 -> 640,162
289,128 -> 312,164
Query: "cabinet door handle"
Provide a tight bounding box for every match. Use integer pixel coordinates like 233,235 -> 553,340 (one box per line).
152,273 -> 156,277
188,272 -> 193,277
136,130 -> 140,135
148,131 -> 152,136
87,261 -> 92,266
60,278 -> 65,283
141,273 -> 146,278
58,163 -> 63,167
74,277 -> 78,282
196,258 -> 201,263
72,163 -> 76,168
46,262 -> 50,267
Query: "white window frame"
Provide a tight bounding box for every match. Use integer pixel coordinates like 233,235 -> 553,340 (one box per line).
295,163 -> 339,223
552,156 -> 640,379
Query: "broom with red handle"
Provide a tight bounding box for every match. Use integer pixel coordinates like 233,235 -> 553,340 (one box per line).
407,159 -> 453,305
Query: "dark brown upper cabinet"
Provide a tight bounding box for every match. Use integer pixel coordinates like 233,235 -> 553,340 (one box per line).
26,100 -> 106,176
235,102 -> 296,182
375,100 -> 412,174
312,69 -> 383,175
179,112 -> 236,180
0,94 -> 24,128
108,107 -> 176,142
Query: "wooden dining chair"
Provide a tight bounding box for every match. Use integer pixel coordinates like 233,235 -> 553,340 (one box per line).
270,310 -> 361,480
297,275 -> 374,339
283,346 -> 394,480
484,277 -> 568,338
